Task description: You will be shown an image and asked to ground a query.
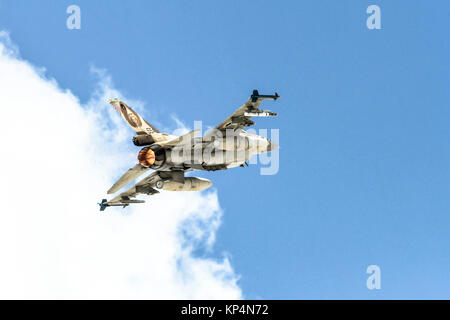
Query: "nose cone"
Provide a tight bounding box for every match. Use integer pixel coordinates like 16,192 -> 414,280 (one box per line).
197,177 -> 213,191
267,140 -> 279,152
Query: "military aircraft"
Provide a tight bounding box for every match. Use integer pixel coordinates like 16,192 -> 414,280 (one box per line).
99,90 -> 280,211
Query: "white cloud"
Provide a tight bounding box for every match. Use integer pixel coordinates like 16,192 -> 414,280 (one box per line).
0,32 -> 242,299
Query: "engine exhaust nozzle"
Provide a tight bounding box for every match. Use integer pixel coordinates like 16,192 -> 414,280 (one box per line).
138,147 -> 156,167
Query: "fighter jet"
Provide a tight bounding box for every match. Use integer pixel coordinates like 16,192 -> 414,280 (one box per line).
99,90 -> 280,211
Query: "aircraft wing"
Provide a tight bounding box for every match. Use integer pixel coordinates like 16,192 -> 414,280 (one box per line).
107,164 -> 150,194
212,90 -> 279,132
100,171 -> 162,210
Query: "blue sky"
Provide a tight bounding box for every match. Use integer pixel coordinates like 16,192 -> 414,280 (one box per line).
0,0 -> 449,298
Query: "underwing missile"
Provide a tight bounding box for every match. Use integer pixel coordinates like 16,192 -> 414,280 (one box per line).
244,110 -> 277,117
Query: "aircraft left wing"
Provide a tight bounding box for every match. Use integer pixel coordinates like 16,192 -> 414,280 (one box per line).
99,171 -> 162,210
212,90 -> 279,132
107,164 -> 150,194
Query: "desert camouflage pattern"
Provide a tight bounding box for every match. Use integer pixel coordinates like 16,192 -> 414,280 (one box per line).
109,98 -> 174,143
99,90 -> 279,211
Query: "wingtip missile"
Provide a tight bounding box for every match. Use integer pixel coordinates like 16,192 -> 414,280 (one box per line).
251,90 -> 280,102
98,199 -> 109,211
98,198 -> 145,211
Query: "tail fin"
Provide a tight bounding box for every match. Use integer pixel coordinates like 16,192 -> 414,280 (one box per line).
109,99 -> 159,135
